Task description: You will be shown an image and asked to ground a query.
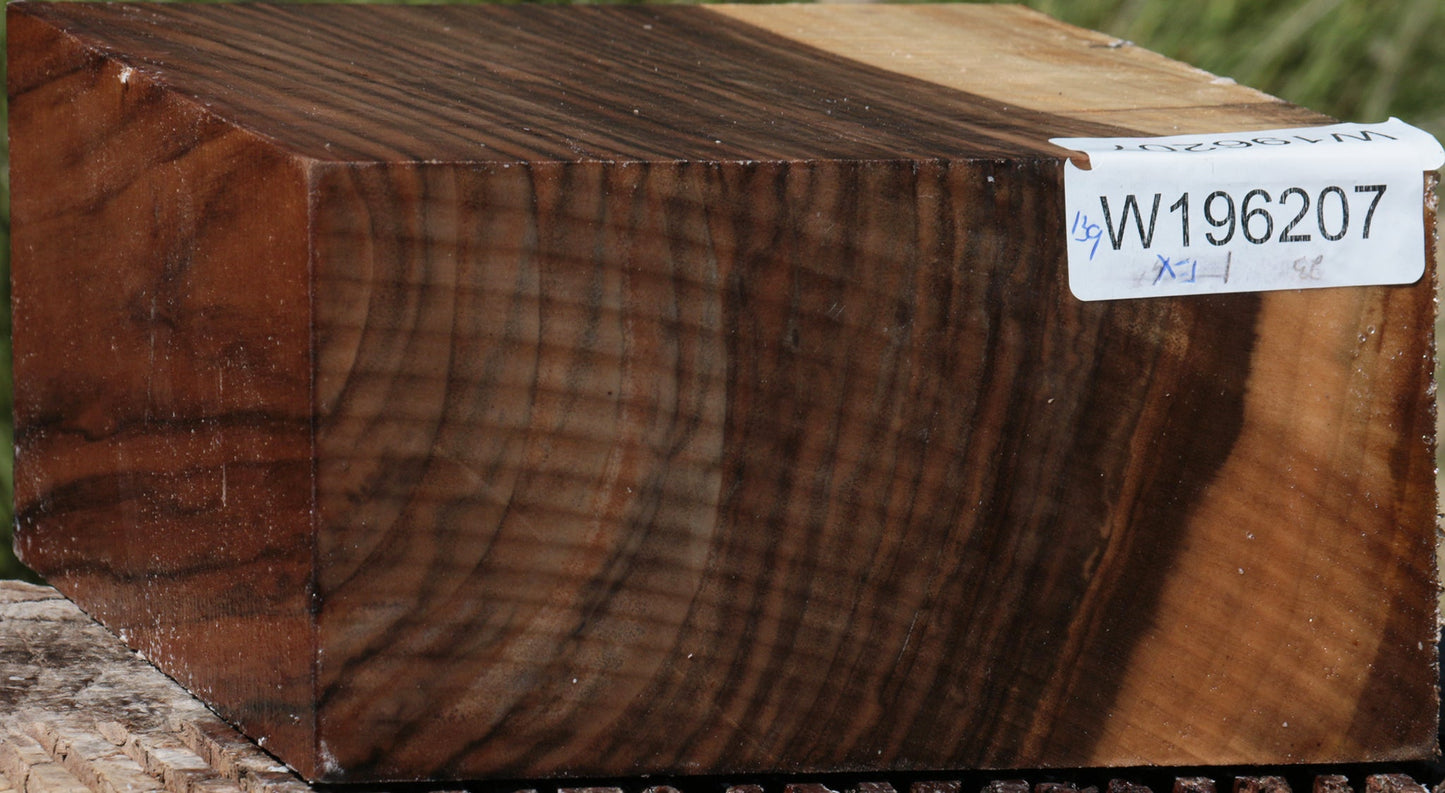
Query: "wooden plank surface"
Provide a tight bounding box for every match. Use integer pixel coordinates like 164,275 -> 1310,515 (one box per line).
9,2 -> 1438,782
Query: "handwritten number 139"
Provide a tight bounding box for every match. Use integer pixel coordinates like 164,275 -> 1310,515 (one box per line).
1071,210 -> 1103,260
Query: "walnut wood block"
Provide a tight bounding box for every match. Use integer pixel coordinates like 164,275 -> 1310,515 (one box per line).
9,1 -> 1437,783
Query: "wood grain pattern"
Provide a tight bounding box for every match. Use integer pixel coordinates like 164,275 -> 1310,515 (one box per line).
9,3 -> 317,760
9,2 -> 1438,783
709,4 -> 1326,136
1,579 -> 1435,793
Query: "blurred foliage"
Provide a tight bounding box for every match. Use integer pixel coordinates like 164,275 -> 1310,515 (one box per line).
1023,0 -> 1445,142
1,0 -> 1442,580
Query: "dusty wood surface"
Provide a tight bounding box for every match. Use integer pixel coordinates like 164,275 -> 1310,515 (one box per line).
0,581 -> 311,793
9,1 -> 1439,783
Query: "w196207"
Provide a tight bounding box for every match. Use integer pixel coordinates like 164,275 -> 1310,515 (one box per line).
1091,183 -> 1387,252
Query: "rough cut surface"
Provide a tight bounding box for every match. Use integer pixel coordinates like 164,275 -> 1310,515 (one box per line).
9,1 -> 1439,783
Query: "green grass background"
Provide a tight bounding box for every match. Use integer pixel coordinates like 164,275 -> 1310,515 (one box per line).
1,0 -> 1443,581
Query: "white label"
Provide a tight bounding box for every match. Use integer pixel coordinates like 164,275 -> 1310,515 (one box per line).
1051,118 -> 1444,301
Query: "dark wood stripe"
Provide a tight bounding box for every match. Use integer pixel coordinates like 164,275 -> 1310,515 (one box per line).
16,3 -> 1135,163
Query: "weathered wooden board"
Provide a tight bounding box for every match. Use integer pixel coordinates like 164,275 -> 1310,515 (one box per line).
9,2 -> 1438,783
0,581 -> 313,793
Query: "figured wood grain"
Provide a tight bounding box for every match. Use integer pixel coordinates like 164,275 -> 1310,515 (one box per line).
3,580 -> 1435,793
8,3 -> 317,756
9,1 -> 1438,784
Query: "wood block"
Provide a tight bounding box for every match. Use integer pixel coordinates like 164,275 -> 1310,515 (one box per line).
9,1 -> 1438,783
1369,780 -> 1427,793
1313,778 -> 1354,793
1364,779 -> 1428,793
1235,780 -> 1291,793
